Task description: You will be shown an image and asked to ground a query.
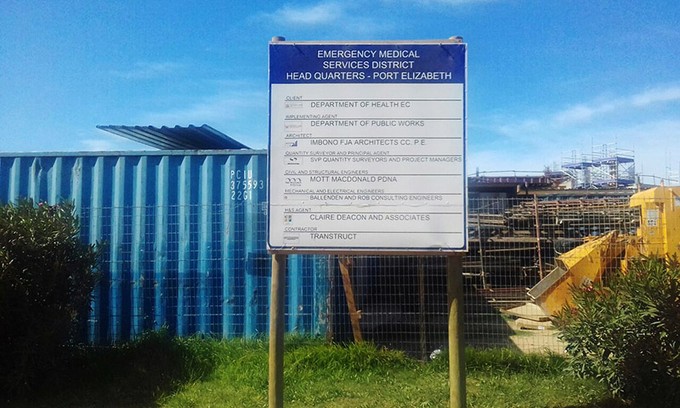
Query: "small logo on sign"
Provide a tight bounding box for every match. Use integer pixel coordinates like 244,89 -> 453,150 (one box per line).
285,177 -> 302,186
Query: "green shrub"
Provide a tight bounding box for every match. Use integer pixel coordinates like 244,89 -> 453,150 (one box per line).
555,256 -> 680,406
0,199 -> 98,394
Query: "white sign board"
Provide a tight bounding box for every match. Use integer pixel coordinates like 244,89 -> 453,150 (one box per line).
268,41 -> 467,252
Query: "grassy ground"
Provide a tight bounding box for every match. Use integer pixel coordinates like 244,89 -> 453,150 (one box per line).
4,333 -> 630,408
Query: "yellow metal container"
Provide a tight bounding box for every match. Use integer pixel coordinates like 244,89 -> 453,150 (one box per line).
629,186 -> 680,258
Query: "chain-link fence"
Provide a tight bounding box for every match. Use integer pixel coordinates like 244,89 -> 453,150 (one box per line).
76,194 -> 647,356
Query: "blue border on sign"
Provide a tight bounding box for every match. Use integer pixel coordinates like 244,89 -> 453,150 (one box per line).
269,43 -> 465,84
267,41 -> 468,253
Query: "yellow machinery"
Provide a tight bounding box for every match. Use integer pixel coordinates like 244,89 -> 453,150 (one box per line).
625,185 -> 680,259
528,185 -> 680,317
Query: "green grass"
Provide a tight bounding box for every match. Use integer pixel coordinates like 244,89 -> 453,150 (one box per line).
4,333 -> 633,408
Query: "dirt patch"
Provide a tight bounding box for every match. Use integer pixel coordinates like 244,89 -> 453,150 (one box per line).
509,327 -> 566,354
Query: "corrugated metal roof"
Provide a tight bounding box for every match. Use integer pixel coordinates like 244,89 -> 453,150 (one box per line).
96,124 -> 249,150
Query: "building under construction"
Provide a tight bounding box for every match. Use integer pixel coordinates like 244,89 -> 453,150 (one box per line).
338,153 -> 644,355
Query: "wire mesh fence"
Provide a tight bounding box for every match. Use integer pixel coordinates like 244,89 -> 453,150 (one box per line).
331,195 -> 641,356
76,194 -> 646,355
78,200 -> 329,344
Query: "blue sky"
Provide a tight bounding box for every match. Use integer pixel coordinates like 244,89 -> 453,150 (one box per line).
2,1 -> 679,181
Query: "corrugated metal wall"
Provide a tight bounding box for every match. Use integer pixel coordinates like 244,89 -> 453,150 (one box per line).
0,150 -> 330,344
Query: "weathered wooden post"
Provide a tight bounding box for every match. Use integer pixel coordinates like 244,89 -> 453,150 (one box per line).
268,253 -> 286,408
448,255 -> 466,408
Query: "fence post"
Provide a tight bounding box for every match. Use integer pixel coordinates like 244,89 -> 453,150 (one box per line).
534,194 -> 544,279
418,257 -> 427,360
338,256 -> 363,342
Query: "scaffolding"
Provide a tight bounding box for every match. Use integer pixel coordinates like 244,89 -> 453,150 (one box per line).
562,144 -> 635,189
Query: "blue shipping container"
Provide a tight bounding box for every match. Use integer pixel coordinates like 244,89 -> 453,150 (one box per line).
0,150 -> 330,343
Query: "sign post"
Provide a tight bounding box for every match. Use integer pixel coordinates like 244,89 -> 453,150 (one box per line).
448,255 -> 466,408
268,253 -> 286,408
268,37 -> 467,408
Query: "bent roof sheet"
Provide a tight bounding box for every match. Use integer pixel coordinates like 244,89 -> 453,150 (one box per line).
96,124 -> 249,150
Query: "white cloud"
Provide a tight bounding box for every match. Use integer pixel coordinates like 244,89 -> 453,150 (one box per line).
415,0 -> 497,4
384,0 -> 499,6
139,89 -> 267,126
258,1 -> 391,37
485,118 -> 673,173
630,86 -> 680,107
110,62 -> 184,80
80,139 -> 121,151
552,85 -> 680,126
484,84 -> 680,139
474,84 -> 680,178
79,132 -> 143,152
552,101 -> 618,125
132,83 -> 269,149
468,149 -> 548,176
265,2 -> 343,26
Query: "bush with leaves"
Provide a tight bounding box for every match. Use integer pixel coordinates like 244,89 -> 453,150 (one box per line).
555,256 -> 680,406
0,199 -> 98,394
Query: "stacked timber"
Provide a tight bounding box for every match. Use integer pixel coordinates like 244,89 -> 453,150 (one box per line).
507,198 -> 636,238
465,197 -> 639,289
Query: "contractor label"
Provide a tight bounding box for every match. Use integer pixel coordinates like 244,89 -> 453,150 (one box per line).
268,41 -> 467,252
